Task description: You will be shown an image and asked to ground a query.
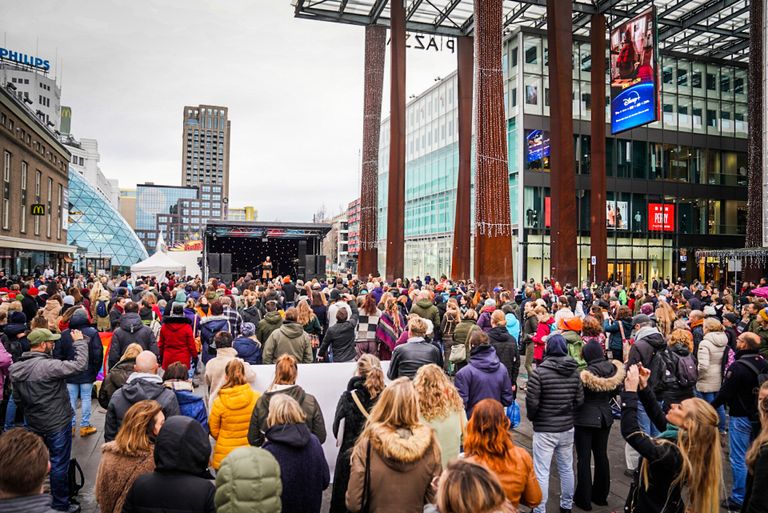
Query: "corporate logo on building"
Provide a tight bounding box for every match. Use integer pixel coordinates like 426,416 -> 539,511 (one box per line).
0,48 -> 51,71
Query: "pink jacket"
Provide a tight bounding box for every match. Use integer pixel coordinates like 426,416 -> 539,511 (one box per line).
0,342 -> 12,398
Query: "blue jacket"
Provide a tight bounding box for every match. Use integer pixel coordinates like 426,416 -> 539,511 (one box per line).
454,344 -> 513,417
173,387 -> 209,432
199,315 -> 230,364
603,318 -> 633,351
504,313 -> 521,344
57,313 -> 103,385
233,336 -> 262,365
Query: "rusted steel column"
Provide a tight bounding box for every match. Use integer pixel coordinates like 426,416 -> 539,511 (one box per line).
547,0 -> 578,284
385,0 -> 406,280
590,13 -> 607,283
473,0 -> 514,290
451,36 -> 473,281
358,25 -> 386,278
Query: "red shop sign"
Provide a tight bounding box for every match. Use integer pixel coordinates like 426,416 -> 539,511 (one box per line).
648,203 -> 674,232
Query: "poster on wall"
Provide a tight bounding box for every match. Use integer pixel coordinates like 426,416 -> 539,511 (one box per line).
607,201 -> 628,229
648,203 -> 675,231
527,130 -> 550,163
609,7 -> 659,134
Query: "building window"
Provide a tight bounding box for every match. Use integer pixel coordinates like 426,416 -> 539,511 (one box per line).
2,151 -> 10,231
56,184 -> 62,240
34,170 -> 41,236
46,178 -> 52,238
20,162 -> 27,233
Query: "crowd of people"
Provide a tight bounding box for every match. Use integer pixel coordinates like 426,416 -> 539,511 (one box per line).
0,268 -> 767,513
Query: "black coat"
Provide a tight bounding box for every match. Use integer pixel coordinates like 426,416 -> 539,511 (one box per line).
387,338 -> 443,380
621,388 -> 684,513
318,303 -> 359,362
487,326 -> 520,387
57,315 -> 103,385
21,295 -> 38,326
743,444 -> 768,513
240,305 -> 262,326
712,350 -> 768,419
526,355 -> 584,433
574,359 -> 625,428
122,416 -> 215,513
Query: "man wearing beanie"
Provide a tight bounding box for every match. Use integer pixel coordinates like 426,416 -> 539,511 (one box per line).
573,340 -> 625,510
9,327 -> 87,512
526,333 -> 584,513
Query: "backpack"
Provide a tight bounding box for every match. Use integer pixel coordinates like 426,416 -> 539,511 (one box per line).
96,299 -> 108,318
68,458 -> 85,501
148,312 -> 162,340
2,335 -> 23,363
675,353 -> 699,388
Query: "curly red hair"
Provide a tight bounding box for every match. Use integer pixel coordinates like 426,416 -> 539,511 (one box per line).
463,399 -> 515,474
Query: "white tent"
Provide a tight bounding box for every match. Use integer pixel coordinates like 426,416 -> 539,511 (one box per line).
130,251 -> 186,282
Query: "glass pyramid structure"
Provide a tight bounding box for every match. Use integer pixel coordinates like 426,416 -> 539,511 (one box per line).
67,168 -> 148,267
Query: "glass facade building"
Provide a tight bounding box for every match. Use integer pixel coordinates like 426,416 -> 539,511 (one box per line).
135,183 -> 199,251
67,167 -> 148,268
377,28 -> 748,284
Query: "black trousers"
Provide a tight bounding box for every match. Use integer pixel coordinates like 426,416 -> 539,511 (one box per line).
574,424 -> 611,508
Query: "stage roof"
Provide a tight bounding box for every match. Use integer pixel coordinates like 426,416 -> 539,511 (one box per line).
204,220 -> 332,238
291,0 -> 751,62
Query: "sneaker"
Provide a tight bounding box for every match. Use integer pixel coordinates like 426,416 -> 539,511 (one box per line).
79,426 -> 97,437
721,498 -> 743,511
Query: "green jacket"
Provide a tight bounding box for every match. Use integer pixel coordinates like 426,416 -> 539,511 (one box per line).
562,329 -> 586,370
263,322 -> 313,364
453,319 -> 478,350
257,311 -> 283,345
215,446 -> 282,513
755,326 -> 768,358
410,299 -> 441,332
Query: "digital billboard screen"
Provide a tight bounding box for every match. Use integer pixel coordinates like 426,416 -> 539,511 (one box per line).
609,7 -> 659,134
526,130 -> 550,163
607,201 -> 629,230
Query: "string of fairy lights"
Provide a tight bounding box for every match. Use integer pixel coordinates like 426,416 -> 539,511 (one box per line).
473,0 -> 513,238
360,25 -> 387,252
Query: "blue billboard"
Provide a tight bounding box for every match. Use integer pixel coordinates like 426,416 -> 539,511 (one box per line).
609,7 -> 659,134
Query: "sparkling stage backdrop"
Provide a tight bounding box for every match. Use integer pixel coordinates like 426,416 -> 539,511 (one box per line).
207,236 -> 300,277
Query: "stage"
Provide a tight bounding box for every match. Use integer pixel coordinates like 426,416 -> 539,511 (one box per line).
203,220 -> 331,283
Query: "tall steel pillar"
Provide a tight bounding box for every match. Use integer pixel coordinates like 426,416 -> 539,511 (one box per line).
745,0 -> 764,279
385,0 -> 406,280
473,0 -> 514,290
358,26 -> 386,278
547,0 -> 578,284
590,13 -> 607,283
451,36 -> 473,281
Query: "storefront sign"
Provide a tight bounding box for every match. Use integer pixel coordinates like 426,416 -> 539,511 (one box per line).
387,33 -> 455,53
648,203 -> 674,231
0,48 -> 50,71
31,204 -> 45,216
609,7 -> 659,134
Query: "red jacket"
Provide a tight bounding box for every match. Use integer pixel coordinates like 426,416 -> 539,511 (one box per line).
158,316 -> 197,370
532,317 -> 555,361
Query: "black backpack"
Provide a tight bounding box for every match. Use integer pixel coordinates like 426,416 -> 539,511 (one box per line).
68,458 -> 85,501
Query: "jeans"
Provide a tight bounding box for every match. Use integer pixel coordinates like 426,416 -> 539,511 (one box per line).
637,401 -> 659,437
67,383 -> 93,427
574,425 -> 611,507
696,390 -> 726,432
533,429 -> 575,513
729,416 -> 753,504
40,425 -> 73,511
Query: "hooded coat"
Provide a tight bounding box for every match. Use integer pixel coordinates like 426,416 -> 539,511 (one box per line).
122,416 -> 216,513
233,336 -> 262,365
165,380 -> 209,432
263,322 -> 313,364
626,326 -> 667,387
696,331 -> 727,392
94,442 -> 155,513
109,312 -> 159,368
487,326 -> 520,388
199,314 -> 231,364
575,359 -> 625,428
532,317 -> 555,361
525,336 -> 584,433
210,383 -> 260,469
158,316 -> 196,370
454,344 -> 514,416
42,299 -> 61,330
58,311 -> 103,385
319,302 -> 359,362
247,384 -> 326,447
257,311 -> 283,346
263,423 -> 330,513
214,446 -> 282,513
410,299 -> 441,335
104,373 -> 180,442
346,424 -> 442,513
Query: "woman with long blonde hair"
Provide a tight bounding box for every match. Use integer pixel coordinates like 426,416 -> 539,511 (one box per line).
346,378 -> 441,513
94,400 -> 164,513
655,301 -> 677,338
463,398 -> 541,508
414,363 -> 466,467
622,364 -> 722,513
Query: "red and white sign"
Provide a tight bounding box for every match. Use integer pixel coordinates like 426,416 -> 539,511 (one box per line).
648,203 -> 674,232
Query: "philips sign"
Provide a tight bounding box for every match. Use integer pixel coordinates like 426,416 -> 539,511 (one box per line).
0,48 -> 50,72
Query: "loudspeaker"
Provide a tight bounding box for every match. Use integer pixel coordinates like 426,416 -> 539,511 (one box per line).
316,255 -> 326,277
220,253 -> 232,274
207,253 -> 220,274
305,255 -> 316,276
298,240 -> 307,263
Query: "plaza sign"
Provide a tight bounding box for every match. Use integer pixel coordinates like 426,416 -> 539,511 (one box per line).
0,48 -> 51,72
387,33 -> 455,53
648,203 -> 674,232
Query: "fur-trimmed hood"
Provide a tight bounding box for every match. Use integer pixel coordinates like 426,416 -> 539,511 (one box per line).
580,360 -> 626,392
369,423 -> 438,471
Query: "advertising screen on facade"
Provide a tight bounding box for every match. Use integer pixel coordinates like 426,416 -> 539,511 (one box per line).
609,7 -> 659,134
607,201 -> 628,229
648,203 -> 674,231
526,130 -> 550,163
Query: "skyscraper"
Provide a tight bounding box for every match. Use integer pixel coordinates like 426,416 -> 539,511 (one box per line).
181,105 -> 230,206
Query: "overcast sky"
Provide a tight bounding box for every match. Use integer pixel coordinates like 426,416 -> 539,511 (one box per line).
1,1 -> 457,221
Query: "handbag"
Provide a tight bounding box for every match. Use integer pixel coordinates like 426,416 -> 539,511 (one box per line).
506,401 -> 521,429
449,325 -> 477,363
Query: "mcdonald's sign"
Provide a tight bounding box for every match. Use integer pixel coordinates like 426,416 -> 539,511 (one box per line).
31,204 -> 45,216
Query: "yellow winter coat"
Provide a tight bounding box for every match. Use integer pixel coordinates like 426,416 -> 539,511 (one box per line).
210,383 -> 260,469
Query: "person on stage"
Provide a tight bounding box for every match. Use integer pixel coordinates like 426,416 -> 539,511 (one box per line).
262,256 -> 273,281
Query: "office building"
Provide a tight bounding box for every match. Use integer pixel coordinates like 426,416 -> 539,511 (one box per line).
118,188 -> 137,230
0,83 -> 73,274
181,104 -> 230,205
227,205 -> 258,222
135,183 -> 198,252
61,135 -> 118,208
377,28 -> 748,284
0,56 -> 61,130
322,212 -> 350,272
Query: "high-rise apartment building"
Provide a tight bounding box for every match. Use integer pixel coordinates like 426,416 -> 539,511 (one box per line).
181,105 -> 230,206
